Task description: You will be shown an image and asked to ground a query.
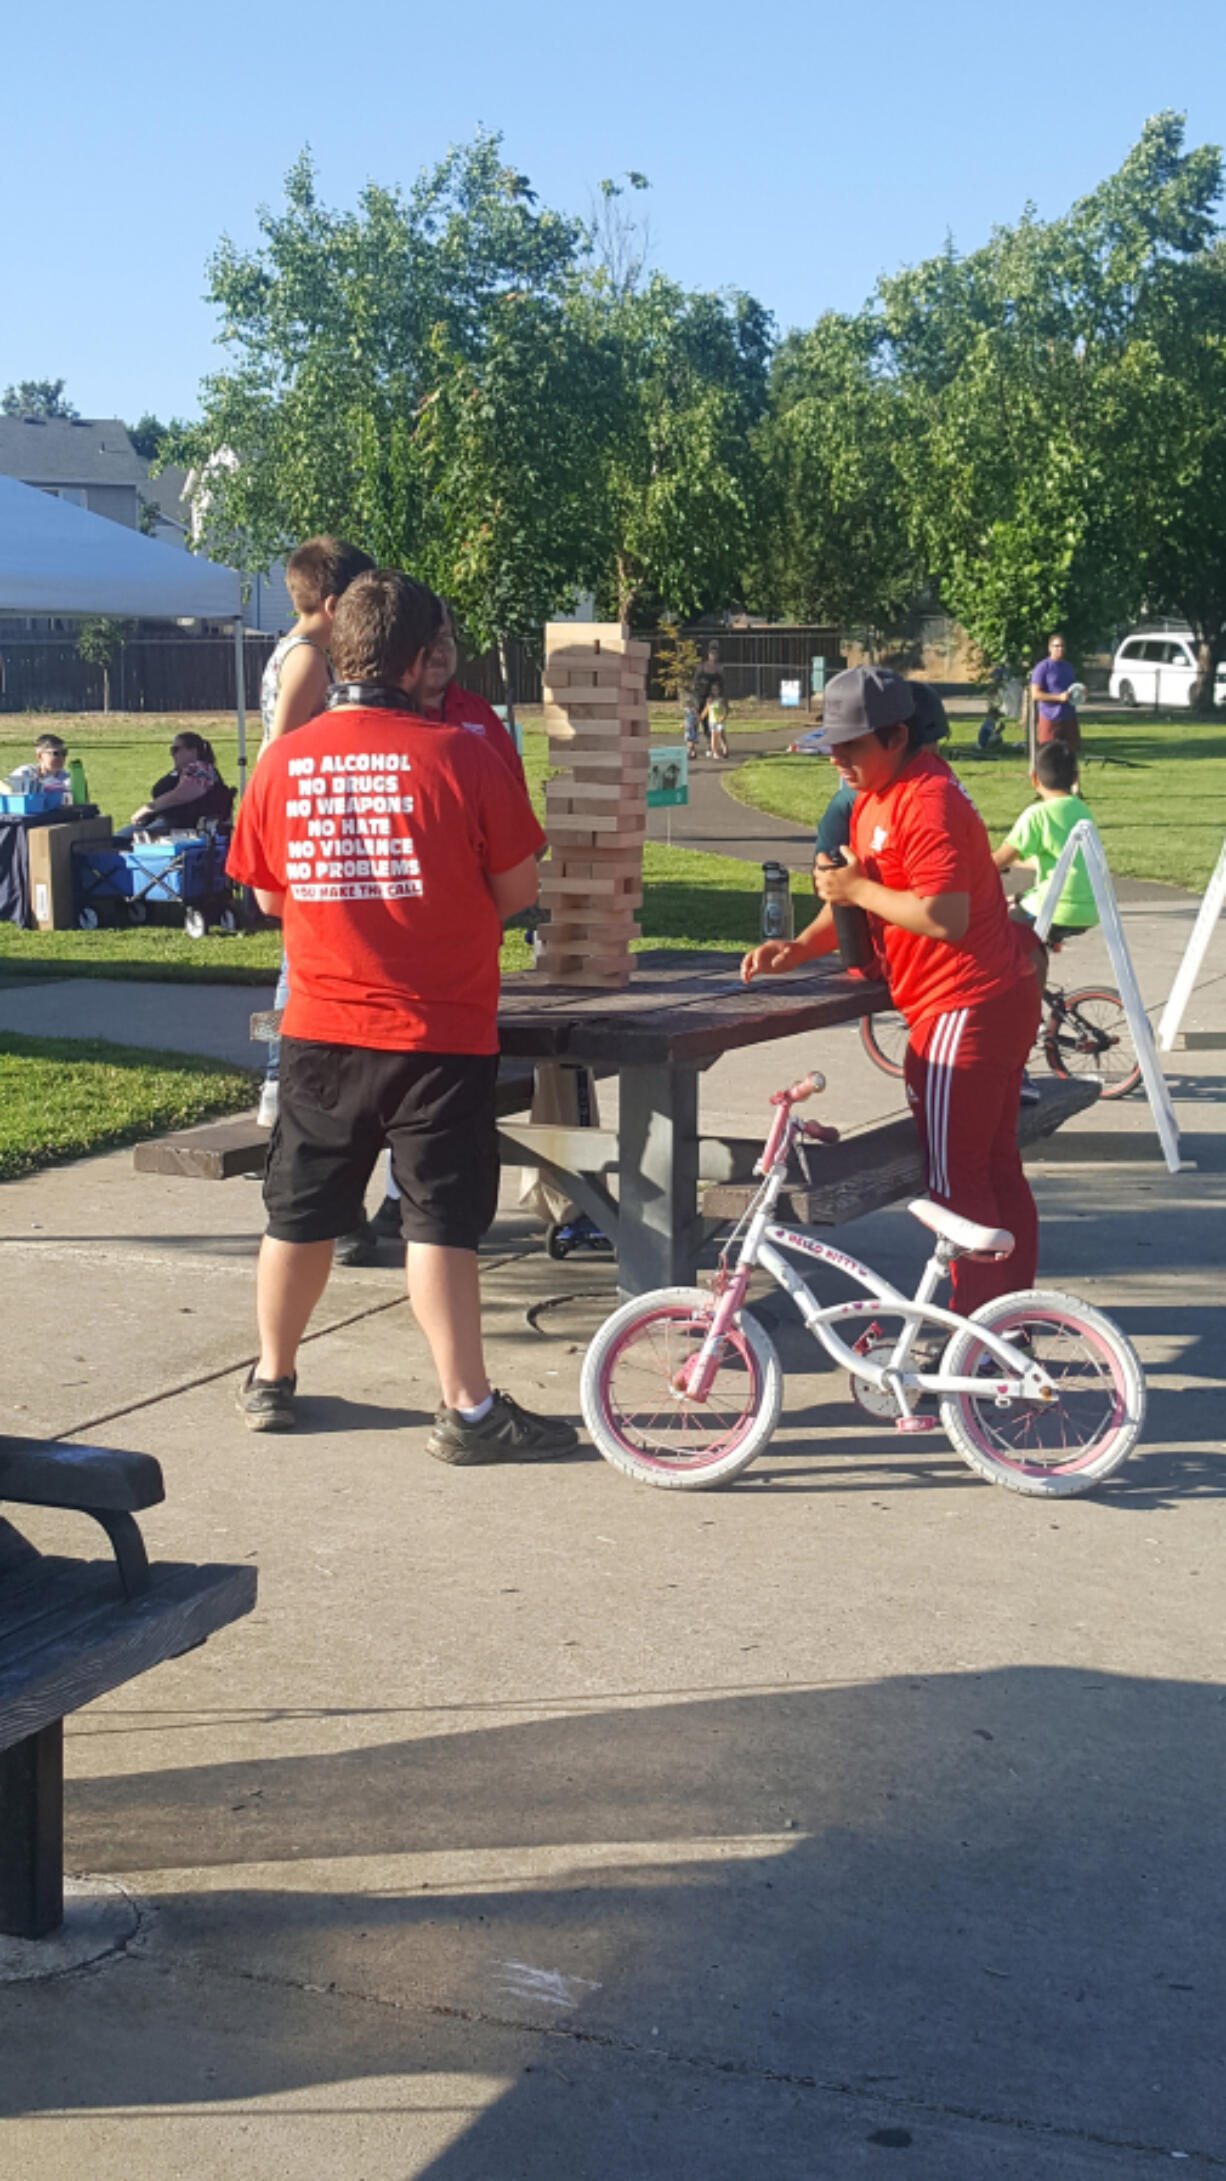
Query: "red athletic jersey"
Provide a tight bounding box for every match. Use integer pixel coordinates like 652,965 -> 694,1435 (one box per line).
438,683 -> 527,790
850,748 -> 1029,1027
228,704 -> 544,1053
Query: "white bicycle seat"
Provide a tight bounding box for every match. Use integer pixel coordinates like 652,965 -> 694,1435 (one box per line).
908,1200 -> 1015,1258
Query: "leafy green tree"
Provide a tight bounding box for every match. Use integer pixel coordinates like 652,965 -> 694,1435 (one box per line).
412,293 -> 619,693
585,276 -> 772,622
76,617 -> 128,711
754,313 -> 922,627
127,413 -> 171,460
873,113 -> 1225,689
2,379 -> 78,419
174,134 -> 584,578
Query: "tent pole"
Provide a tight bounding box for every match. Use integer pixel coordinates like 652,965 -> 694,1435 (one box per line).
234,617 -> 248,792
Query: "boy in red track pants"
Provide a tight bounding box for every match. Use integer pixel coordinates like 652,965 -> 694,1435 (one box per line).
742,666 -> 1043,1312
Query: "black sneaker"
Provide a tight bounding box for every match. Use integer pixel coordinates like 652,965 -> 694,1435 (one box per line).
426,1390 -> 580,1466
371,1194 -> 403,1238
236,1367 -> 297,1431
1019,1070 -> 1041,1106
334,1222 -> 379,1267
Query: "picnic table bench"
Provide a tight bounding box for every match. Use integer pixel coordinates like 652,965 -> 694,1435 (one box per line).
0,1437 -> 256,1939
700,1071 -> 1100,1229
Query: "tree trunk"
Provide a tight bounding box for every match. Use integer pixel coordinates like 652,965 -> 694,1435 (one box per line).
102,662 -> 110,714
496,634 -> 516,739
1188,627 -> 1224,717
616,555 -> 637,625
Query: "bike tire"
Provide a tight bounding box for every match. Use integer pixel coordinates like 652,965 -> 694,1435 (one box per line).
939,1288 -> 1146,1497
1045,985 -> 1142,1101
859,1010 -> 909,1080
580,1286 -> 782,1490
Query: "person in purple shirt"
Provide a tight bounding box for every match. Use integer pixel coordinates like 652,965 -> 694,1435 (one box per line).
1030,632 -> 1080,752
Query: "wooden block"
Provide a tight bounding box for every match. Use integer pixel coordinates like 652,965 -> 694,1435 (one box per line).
545,620 -> 630,647
540,875 -> 642,900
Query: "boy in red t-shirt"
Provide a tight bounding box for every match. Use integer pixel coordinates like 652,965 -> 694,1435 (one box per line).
227,569 -> 578,1463
742,666 -> 1043,1312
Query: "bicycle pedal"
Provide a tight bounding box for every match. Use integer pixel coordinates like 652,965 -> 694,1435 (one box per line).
894,1415 -> 941,1435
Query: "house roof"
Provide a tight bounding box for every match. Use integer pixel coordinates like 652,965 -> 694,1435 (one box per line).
0,415 -> 148,488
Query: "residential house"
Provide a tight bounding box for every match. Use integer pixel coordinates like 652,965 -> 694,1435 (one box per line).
0,418 -> 292,635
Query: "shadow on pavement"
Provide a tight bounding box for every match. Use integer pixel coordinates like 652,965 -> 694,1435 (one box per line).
2,1668 -> 1218,2171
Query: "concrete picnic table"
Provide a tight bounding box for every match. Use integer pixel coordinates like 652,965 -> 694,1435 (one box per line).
495,948 -> 889,1294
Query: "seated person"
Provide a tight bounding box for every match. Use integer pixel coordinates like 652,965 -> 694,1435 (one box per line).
119,732 -> 234,840
6,733 -> 72,799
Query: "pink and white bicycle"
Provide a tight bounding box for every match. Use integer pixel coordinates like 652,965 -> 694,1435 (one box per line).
581,1071 -> 1145,1498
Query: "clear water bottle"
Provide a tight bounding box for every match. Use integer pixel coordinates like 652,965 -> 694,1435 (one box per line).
761,860 -> 795,941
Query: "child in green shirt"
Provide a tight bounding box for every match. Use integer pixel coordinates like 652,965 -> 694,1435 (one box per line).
993,741 -> 1098,941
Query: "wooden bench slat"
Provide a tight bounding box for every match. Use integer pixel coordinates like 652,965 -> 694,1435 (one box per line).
701,1077 -> 1100,1228
0,1560 -> 126,1654
0,1560 -> 258,1754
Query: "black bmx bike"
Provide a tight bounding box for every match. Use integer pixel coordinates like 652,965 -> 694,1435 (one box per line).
860,963 -> 1142,1102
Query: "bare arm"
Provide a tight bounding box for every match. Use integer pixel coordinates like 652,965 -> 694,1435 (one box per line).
267,645 -> 330,744
992,841 -> 1024,872
742,904 -> 838,983
253,887 -> 286,918
486,854 -> 539,921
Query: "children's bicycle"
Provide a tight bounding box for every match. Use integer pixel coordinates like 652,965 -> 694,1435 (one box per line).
580,1072 -> 1145,1498
859,976 -> 1142,1101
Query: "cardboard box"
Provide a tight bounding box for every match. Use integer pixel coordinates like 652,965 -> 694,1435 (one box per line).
28,815 -> 113,930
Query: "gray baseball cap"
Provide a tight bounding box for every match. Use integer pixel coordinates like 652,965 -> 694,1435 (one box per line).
815,665 -> 916,750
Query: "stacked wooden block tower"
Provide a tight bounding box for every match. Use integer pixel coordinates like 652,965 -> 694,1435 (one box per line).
535,621 -> 651,987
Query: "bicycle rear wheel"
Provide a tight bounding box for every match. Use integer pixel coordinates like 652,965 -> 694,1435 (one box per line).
580,1287 -> 782,1489
1044,985 -> 1142,1100
860,1010 -> 909,1079
940,1289 -> 1145,1496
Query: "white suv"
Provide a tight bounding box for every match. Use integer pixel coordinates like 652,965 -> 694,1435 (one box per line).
1110,631 -> 1226,709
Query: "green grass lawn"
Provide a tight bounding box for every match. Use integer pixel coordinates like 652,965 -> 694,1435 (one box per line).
0,1031 -> 255,1181
0,716 -> 774,981
727,713 -> 1226,894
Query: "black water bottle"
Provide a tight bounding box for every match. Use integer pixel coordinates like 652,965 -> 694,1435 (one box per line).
821,849 -> 879,974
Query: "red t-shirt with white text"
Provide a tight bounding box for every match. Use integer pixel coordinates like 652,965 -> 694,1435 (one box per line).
849,748 -> 1030,1026
227,704 -> 544,1053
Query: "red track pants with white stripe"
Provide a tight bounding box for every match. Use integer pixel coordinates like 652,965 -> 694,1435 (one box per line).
903,977 -> 1044,1313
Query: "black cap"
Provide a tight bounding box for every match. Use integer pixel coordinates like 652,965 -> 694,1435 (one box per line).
815,666 -> 916,749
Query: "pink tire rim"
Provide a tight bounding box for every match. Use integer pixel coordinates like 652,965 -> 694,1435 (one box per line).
598,1306 -> 763,1474
948,1305 -> 1128,1478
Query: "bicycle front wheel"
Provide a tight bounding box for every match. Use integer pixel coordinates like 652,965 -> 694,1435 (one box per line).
1045,985 -> 1142,1100
860,1009 -> 909,1079
580,1287 -> 782,1490
940,1289 -> 1145,1497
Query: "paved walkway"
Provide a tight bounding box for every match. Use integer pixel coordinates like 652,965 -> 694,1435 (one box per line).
1,737 -> 1225,2176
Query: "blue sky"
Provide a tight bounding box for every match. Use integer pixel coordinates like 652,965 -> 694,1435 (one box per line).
5,0 -> 1225,425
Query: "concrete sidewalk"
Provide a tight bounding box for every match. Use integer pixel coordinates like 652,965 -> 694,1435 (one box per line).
1,743 -> 1224,2174
1,900 -> 1224,2174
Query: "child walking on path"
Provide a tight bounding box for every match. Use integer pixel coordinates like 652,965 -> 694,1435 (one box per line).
993,741 -> 1098,943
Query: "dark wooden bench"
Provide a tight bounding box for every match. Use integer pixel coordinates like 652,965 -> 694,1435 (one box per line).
700,1074 -> 1100,1229
133,1053 -> 546,1181
0,1438 -> 256,1939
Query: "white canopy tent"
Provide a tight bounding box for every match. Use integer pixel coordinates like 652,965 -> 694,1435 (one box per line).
0,475 -> 251,781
